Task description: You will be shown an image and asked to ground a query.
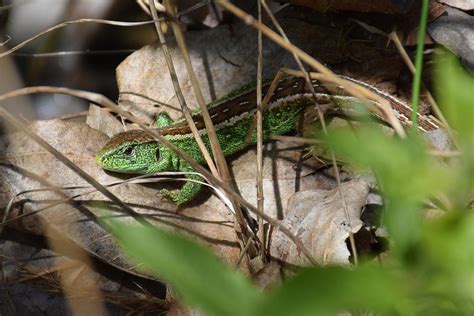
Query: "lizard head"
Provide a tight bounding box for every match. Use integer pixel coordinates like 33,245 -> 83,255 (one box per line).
96,130 -> 161,174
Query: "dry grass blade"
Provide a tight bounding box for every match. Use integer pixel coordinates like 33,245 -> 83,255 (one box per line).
271,135 -> 322,145
388,32 -> 454,136
53,111 -> 89,120
428,150 -> 460,157
1,186 -> 91,234
256,0 -> 266,261
149,3 -> 219,177
244,70 -> 286,143
137,0 -> 166,15
163,0 -> 230,183
0,0 -> 28,12
0,35 -> 11,47
283,68 -> 401,127
176,0 -> 212,18
0,173 -> 198,229
0,18 -> 160,58
119,91 -> 182,112
43,222 -> 106,315
352,19 -> 452,137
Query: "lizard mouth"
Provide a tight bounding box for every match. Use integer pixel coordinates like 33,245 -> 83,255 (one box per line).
95,151 -> 106,168
95,154 -> 117,172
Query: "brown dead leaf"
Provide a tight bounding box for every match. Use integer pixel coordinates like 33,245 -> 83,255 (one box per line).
270,181 -> 369,266
86,104 -> 124,137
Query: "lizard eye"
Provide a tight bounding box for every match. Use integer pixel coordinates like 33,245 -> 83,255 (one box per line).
123,147 -> 134,156
155,148 -> 160,161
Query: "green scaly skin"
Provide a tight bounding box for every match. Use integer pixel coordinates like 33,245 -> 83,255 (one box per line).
95,97 -> 312,205
95,75 -> 439,205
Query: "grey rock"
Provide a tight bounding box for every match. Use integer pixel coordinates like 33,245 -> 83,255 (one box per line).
428,7 -> 474,71
424,128 -> 454,151
437,0 -> 474,10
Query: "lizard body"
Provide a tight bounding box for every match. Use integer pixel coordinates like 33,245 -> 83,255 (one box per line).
96,76 -> 439,204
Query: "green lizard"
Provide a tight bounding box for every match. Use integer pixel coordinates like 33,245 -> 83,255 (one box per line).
95,76 -> 439,204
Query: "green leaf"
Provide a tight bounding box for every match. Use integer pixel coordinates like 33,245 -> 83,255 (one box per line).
254,264 -> 412,316
104,219 -> 260,316
435,53 -> 474,145
435,53 -> 474,202
420,212 -> 474,301
322,127 -> 452,251
324,129 -> 440,198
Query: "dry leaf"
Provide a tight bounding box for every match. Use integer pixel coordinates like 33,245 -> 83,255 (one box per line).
86,104 -> 124,137
270,181 -> 369,266
437,0 -> 474,10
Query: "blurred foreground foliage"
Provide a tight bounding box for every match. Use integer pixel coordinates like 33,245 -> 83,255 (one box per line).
105,54 -> 474,315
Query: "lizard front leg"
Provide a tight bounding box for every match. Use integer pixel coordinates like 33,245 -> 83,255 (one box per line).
160,164 -> 205,205
155,111 -> 174,128
155,113 -> 206,204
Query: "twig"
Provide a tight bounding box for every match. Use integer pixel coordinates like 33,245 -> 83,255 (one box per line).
256,0 -> 266,262
149,3 -> 219,176
0,19 -> 160,58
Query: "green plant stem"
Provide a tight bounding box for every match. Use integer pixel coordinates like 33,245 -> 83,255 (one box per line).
411,0 -> 430,131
